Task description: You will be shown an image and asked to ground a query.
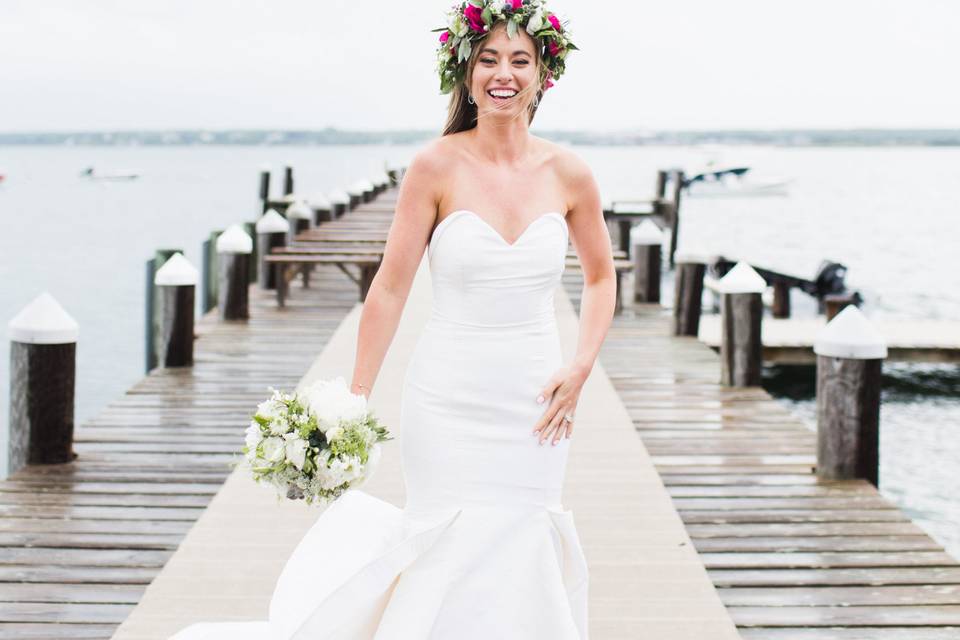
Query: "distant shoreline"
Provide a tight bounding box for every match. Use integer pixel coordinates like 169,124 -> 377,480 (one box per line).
2,128 -> 960,147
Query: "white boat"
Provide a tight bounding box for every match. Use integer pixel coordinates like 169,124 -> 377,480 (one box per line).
683,165 -> 791,198
79,167 -> 140,181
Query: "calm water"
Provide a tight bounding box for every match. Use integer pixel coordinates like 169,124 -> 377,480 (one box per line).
1,144 -> 957,557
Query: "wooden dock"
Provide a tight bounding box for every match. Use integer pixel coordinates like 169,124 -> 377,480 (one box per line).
0,248 -> 361,638
697,315 -> 960,364
569,275 -> 960,637
5,181 -> 959,639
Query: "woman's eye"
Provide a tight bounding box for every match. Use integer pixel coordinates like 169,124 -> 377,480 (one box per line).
480,58 -> 495,64
514,60 -> 529,66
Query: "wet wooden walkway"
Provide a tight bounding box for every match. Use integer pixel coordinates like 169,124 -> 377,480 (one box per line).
0,223 -> 364,638
562,271 -> 960,638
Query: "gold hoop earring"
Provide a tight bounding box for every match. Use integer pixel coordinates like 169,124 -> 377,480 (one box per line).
533,94 -> 539,108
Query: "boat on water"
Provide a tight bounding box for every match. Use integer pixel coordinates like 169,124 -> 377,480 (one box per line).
683,165 -> 792,198
79,167 -> 140,181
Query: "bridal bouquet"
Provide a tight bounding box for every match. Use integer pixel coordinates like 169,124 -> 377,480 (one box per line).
239,376 -> 391,505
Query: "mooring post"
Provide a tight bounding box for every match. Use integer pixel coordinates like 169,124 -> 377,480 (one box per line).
668,169 -> 685,268
329,190 -> 350,217
718,262 -> 766,387
655,169 -> 668,200
308,193 -> 333,225
813,306 -> 887,487
152,253 -> 198,368
672,250 -> 708,336
286,200 -> 313,243
283,164 -> 294,196
345,184 -> 363,210
145,249 -> 183,373
631,220 -> 663,303
824,291 -> 861,321
201,230 -> 223,314
772,281 -> 792,318
258,165 -> 271,215
6,292 -> 79,477
216,225 -> 253,320
256,210 -> 289,290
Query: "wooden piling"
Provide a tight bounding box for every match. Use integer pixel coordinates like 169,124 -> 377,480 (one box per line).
668,169 -> 685,268
814,306 -> 888,487
201,231 -> 223,314
672,251 -> 708,336
285,200 -> 313,243
216,225 -> 252,320
258,166 -> 271,215
283,165 -> 294,196
7,293 -> 79,475
152,253 -> 198,368
718,262 -> 766,387
824,291 -> 861,321
631,220 -> 663,303
256,210 -> 289,289
772,281 -> 792,318
145,249 -> 184,373
308,194 -> 333,224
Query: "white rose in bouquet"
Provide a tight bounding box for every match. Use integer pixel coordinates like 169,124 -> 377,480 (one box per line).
303,376 -> 368,432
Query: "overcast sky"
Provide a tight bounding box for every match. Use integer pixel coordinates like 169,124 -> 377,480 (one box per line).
3,0 -> 959,132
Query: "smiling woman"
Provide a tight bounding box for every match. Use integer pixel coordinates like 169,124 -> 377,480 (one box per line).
443,22 -> 544,135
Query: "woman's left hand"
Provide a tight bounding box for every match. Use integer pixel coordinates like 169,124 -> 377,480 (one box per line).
532,365 -> 586,446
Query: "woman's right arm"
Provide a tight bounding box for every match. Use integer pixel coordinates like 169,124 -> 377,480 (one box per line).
349,145 -> 444,399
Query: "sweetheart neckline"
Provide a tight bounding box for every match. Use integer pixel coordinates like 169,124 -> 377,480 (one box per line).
428,210 -> 568,250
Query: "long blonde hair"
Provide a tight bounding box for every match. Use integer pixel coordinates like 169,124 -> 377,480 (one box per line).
442,23 -> 547,136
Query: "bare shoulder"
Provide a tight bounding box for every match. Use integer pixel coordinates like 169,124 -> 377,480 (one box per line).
532,136 -> 594,187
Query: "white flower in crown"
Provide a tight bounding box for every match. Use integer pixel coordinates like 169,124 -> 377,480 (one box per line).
302,376 -> 368,432
525,8 -> 544,35
325,425 -> 345,443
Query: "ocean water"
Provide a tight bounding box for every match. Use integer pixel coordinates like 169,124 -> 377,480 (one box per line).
1,143 -> 957,557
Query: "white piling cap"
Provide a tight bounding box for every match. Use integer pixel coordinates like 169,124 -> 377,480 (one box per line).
8,292 -> 79,344
307,192 -> 331,209
358,179 -> 375,192
718,262 -> 766,294
154,253 -> 199,286
286,200 -> 312,220
630,219 -> 663,246
814,305 -> 888,359
345,182 -> 364,196
216,224 -> 253,254
329,190 -> 350,205
674,247 -> 718,265
279,193 -> 298,204
256,209 -> 289,233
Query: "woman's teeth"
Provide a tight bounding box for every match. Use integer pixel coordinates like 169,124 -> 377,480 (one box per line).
488,90 -> 517,100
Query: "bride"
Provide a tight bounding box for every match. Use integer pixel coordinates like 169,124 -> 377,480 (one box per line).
171,2 -> 615,638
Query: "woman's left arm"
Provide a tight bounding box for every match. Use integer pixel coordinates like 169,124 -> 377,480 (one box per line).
533,152 -> 618,445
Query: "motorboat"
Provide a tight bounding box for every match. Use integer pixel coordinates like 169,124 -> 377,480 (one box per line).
683,165 -> 791,198
79,167 -> 140,181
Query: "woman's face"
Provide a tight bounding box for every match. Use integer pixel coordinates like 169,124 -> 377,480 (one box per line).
469,24 -> 538,120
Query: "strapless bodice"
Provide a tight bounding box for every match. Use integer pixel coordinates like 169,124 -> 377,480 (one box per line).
426,210 -> 569,327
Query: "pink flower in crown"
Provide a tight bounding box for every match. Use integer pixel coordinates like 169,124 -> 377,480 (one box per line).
544,79 -> 555,90
510,0 -> 523,9
548,14 -> 562,31
547,40 -> 561,57
463,4 -> 485,32
439,31 -> 450,43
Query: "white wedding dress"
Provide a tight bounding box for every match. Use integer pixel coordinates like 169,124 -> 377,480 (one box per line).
170,209 -> 589,639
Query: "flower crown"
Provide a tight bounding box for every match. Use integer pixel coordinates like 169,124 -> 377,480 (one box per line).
434,0 -> 577,95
